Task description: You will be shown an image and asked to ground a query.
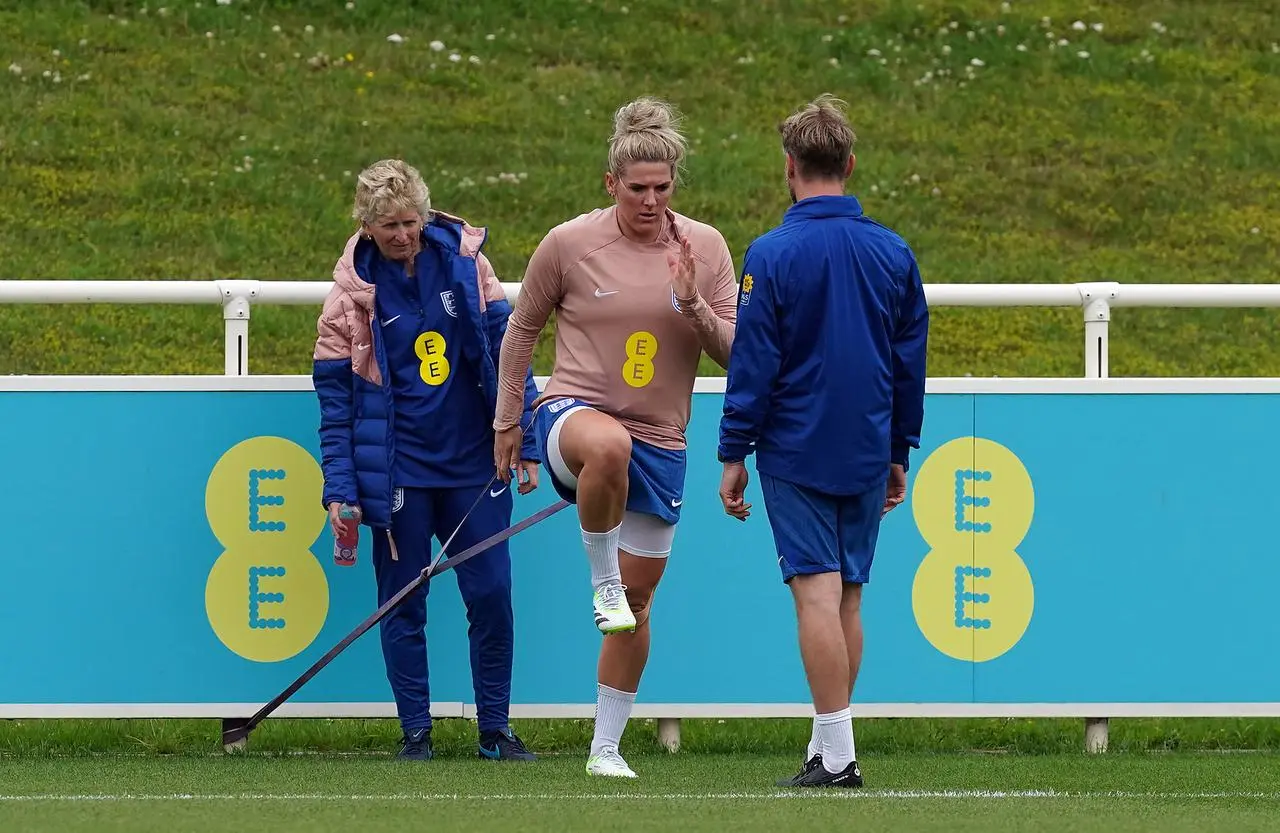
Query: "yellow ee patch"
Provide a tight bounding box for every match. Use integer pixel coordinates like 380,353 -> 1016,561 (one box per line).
415,331 -> 451,386
622,330 -> 658,388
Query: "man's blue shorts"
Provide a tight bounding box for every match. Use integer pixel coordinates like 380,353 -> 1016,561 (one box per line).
531,396 -> 686,526
760,472 -> 887,585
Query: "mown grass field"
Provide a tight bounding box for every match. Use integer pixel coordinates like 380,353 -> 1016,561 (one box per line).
5,753 -> 1280,833
4,718 -> 1280,833
0,0 -> 1277,377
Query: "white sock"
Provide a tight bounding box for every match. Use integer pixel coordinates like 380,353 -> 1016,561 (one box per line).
582,524 -> 622,591
810,706 -> 855,760
817,707 -> 855,773
590,683 -> 636,757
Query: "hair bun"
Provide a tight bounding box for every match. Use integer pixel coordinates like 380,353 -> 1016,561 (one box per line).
612,97 -> 680,139
605,96 -> 687,178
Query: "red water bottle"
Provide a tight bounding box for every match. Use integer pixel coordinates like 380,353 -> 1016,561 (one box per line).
334,503 -> 360,566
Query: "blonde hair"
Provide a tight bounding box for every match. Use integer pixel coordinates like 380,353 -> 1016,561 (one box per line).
352,159 -> 431,225
607,97 -> 687,181
778,94 -> 856,181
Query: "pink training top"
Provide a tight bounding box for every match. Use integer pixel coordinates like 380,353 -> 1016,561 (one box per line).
495,205 -> 739,450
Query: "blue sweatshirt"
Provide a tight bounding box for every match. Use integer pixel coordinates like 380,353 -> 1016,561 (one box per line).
717,195 -> 929,496
368,246 -> 494,489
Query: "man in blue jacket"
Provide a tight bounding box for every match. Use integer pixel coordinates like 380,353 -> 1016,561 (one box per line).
716,98 -> 929,789
313,159 -> 542,763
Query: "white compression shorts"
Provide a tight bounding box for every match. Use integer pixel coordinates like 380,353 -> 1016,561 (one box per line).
545,404 -> 677,558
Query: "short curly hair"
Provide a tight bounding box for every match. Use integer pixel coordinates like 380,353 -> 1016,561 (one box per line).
351,159 -> 431,225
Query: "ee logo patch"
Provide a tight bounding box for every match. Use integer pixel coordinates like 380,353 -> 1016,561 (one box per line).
415,331 -> 450,386
204,436 -> 330,663
622,330 -> 658,388
910,436 -> 1035,663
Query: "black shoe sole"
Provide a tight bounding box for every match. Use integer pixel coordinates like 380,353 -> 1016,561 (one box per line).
792,776 -> 863,788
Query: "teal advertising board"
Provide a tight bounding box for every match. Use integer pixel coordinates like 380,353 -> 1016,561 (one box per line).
2,377 -> 1277,718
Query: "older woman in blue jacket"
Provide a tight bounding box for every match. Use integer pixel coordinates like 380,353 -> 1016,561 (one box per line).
313,158 -> 541,762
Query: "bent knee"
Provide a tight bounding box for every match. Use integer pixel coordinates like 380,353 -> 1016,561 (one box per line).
625,583 -> 657,626
574,418 -> 632,476
590,431 -> 631,472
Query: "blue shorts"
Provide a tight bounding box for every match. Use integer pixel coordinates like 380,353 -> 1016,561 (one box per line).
532,396 -> 686,529
761,473 -> 886,585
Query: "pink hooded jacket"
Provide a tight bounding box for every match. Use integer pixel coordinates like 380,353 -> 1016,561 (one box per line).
313,210 -> 507,386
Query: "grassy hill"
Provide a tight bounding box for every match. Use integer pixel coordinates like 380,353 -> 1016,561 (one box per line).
0,0 -> 1276,377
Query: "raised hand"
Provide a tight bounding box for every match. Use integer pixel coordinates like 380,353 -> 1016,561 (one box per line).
667,234 -> 697,303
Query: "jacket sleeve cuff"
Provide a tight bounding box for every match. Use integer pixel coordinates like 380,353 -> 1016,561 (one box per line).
717,442 -> 751,464
891,441 -> 911,472
321,490 -> 357,509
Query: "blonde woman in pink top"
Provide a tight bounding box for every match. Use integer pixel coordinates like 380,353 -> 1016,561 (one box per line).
492,97 -> 739,778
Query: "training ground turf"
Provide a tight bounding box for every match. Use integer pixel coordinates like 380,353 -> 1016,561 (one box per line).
4,753 -> 1280,832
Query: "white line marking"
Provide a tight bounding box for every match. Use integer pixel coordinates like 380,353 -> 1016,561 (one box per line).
2,791 -> 1279,802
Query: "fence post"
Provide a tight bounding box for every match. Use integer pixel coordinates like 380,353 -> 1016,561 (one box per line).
657,717 -> 681,752
1077,282 -> 1117,753
1078,282 -> 1118,380
218,281 -> 258,376
1085,718 -> 1109,754
215,280 -> 257,751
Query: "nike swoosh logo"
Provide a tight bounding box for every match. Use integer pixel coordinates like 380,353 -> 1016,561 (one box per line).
671,498 -> 683,507
594,288 -> 619,297
354,343 -> 370,351
381,314 -> 401,326
490,485 -> 508,497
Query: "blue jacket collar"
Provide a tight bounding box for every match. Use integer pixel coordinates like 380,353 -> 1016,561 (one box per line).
352,235 -> 381,283
424,215 -> 462,253
783,194 -> 864,222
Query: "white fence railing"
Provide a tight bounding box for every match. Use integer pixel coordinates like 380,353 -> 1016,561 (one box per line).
5,279 -> 1280,378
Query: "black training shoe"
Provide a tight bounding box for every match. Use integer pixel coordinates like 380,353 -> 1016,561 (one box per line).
789,758 -> 863,789
478,726 -> 537,762
775,754 -> 824,787
397,727 -> 433,761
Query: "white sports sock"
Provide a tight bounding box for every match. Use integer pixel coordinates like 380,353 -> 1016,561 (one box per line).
817,707 -> 856,773
590,684 -> 636,757
810,708 -> 855,760
582,523 -> 622,591
807,716 -> 821,759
